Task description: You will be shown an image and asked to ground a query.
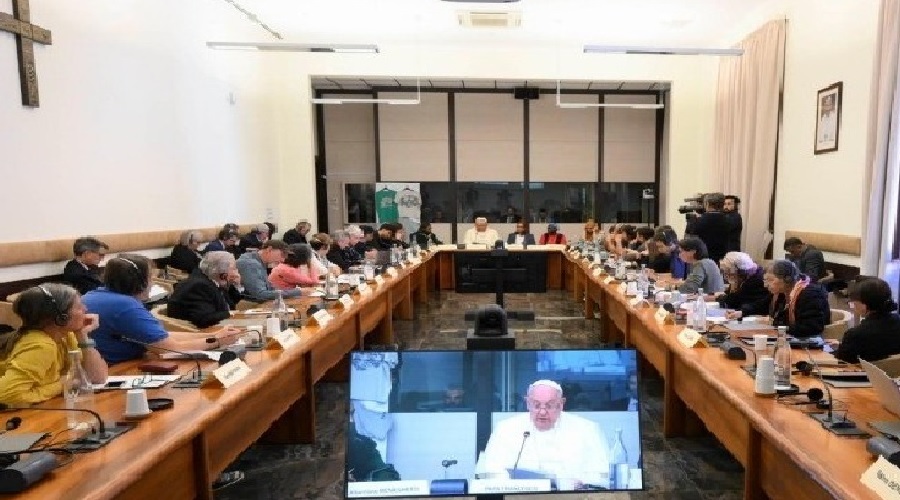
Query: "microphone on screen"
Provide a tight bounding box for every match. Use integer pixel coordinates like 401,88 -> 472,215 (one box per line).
512,431 -> 530,471
110,333 -> 209,387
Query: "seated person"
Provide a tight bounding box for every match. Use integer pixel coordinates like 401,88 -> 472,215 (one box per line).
347,408 -> 400,482
410,223 -> 442,247
310,234 -> 341,276
648,230 -> 687,278
463,217 -> 500,246
282,220 -> 311,245
203,228 -> 239,256
737,260 -> 830,339
344,226 -> 365,263
0,284 -> 107,405
238,224 -> 270,254
538,223 -> 567,245
677,237 -> 725,294
442,384 -> 467,411
623,227 -> 655,261
370,224 -> 397,251
236,240 -> 301,302
830,277 -> 900,362
82,255 -> 242,364
478,380 -> 609,486
507,222 -> 536,245
166,251 -> 243,328
391,224 -> 411,249
63,236 -> 109,295
358,225 -> 375,253
270,244 -> 321,289
326,230 -> 353,273
607,372 -> 638,411
716,252 -> 768,314
784,237 -> 827,282
169,230 -> 203,274
604,224 -> 622,253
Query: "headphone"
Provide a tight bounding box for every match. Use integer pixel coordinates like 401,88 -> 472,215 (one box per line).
778,387 -> 830,409
37,285 -> 69,327
118,258 -> 147,294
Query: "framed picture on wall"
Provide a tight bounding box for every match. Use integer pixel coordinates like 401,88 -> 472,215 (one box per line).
814,82 -> 842,154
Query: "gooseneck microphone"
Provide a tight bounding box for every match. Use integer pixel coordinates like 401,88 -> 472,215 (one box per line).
802,344 -> 857,430
512,431 -> 530,471
110,333 -> 210,387
0,403 -> 106,435
0,403 -> 134,452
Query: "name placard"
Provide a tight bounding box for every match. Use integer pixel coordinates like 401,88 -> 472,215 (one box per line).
572,251 -> 581,259
309,309 -> 334,328
593,268 -> 604,277
409,257 -> 422,265
629,297 -> 651,308
339,293 -> 355,309
347,480 -> 430,498
861,455 -> 900,499
386,267 -> 399,278
603,276 -> 616,285
357,282 -> 372,296
677,328 -> 708,349
204,359 -> 252,389
617,283 -> 627,295
267,328 -> 301,351
375,275 -> 385,286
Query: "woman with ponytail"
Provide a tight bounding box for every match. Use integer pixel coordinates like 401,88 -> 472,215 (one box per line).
831,277 -> 900,363
0,283 -> 107,405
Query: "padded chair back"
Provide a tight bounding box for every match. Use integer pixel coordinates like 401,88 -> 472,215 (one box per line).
823,308 -> 852,340
0,302 -> 22,330
150,305 -> 199,333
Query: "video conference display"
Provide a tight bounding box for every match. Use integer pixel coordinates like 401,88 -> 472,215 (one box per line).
346,349 -> 643,498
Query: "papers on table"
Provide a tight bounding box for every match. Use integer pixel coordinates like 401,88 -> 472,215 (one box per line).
160,350 -> 223,362
242,308 -> 295,315
93,374 -> 182,390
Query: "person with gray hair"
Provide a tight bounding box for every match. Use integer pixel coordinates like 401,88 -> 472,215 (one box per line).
327,230 -> 354,272
731,259 -> 830,338
166,251 -> 245,328
716,252 -> 769,315
238,223 -> 270,254
169,230 -> 205,273
63,236 -> 110,295
477,379 -> 610,488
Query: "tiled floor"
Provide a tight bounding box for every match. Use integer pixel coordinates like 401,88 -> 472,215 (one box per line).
217,291 -> 744,499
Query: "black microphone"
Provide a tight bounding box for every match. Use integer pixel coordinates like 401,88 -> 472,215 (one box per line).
110,333 -> 210,387
803,345 -> 855,430
0,404 -> 134,452
0,403 -> 106,435
512,431 -> 530,471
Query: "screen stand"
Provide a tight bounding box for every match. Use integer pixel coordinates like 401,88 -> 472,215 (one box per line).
462,248 -> 535,322
467,330 -> 508,500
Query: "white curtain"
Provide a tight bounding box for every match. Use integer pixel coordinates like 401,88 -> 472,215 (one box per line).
861,0 -> 900,281
712,20 -> 786,262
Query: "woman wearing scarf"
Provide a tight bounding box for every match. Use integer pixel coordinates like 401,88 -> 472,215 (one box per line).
738,260 -> 830,338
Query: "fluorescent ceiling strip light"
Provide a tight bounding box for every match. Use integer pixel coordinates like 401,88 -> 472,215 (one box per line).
310,80 -> 422,105
206,42 -> 379,53
583,45 -> 743,56
555,81 -> 663,109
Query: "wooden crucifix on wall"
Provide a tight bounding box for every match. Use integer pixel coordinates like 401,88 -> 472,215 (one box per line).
0,0 -> 52,107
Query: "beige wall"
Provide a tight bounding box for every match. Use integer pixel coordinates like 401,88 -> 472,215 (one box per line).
323,95 -> 376,230
455,93 -> 525,182
603,95 -> 658,182
378,92 -> 450,182
530,94 -> 600,182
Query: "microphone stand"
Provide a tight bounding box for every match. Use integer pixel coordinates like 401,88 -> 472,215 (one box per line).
803,344 -> 866,435
111,333 -> 210,388
0,405 -> 133,451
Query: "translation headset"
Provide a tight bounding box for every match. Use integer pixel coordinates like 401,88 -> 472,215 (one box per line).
37,285 -> 68,327
118,258 -> 147,294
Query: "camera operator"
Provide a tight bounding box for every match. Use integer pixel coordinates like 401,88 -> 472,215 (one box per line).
724,195 -> 742,252
685,192 -> 729,264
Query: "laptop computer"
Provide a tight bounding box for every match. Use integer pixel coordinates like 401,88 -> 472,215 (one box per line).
861,359 -> 900,437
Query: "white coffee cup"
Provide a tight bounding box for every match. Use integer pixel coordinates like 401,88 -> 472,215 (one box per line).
125,388 -> 150,416
265,317 -> 281,338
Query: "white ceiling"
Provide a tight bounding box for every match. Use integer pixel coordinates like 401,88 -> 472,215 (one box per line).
231,0 -> 781,47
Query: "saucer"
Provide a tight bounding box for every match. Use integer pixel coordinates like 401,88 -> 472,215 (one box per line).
122,411 -> 152,420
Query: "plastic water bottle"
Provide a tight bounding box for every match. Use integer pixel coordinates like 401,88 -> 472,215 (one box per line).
363,260 -> 375,281
773,326 -> 792,391
271,290 -> 289,328
693,289 -> 707,332
63,350 -> 93,429
609,428 -> 629,489
326,272 -> 339,300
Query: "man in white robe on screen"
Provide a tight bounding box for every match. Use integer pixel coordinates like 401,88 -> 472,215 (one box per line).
477,380 -> 610,488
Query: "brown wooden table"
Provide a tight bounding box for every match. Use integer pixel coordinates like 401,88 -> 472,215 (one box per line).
567,253 -> 886,500
6,255 -> 427,500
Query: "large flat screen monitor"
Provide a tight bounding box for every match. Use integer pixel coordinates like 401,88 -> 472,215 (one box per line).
346,349 -> 643,498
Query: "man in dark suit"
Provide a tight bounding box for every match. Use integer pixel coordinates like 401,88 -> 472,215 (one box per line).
238,224 -> 269,254
326,230 -> 354,273
63,237 -> 109,295
506,222 -> 536,245
724,195 -> 743,252
282,220 -> 311,245
784,237 -> 827,282
685,192 -> 730,264
167,251 -> 243,328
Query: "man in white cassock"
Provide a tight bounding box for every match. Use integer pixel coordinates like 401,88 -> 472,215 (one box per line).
462,217 -> 500,246
477,380 -> 610,487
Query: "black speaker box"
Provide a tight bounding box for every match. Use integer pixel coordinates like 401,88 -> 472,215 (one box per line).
513,87 -> 539,100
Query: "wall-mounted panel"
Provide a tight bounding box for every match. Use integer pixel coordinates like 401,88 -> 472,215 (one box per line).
456,93 -> 524,182
378,92 -> 450,181
323,94 -> 377,229
603,94 -> 657,183
530,94 -> 599,182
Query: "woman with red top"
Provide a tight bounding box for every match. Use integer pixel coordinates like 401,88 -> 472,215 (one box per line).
269,244 -> 321,290
538,224 -> 567,245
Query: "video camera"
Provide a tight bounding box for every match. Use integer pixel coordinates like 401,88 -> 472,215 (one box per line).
678,193 -> 708,217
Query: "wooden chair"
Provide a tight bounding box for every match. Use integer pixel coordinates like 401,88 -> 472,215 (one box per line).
823,309 -> 852,341
150,305 -> 199,333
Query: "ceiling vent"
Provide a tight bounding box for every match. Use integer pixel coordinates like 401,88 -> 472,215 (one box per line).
458,11 -> 522,28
